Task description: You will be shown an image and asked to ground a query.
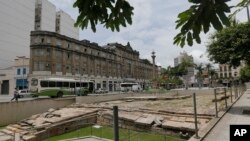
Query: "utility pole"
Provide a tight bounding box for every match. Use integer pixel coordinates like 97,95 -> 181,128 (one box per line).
151,51 -> 156,88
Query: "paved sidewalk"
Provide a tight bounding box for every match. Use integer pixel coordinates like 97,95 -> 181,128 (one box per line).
203,89 -> 250,141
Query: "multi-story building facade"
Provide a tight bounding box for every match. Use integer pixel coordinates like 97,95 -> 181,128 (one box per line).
0,57 -> 29,95
29,31 -> 155,91
174,52 -> 195,86
0,0 -> 78,69
56,10 -> 79,39
0,0 -> 35,68
35,0 -> 56,31
14,57 -> 30,90
217,63 -> 245,85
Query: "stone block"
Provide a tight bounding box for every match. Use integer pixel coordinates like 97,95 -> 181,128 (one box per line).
0,135 -> 13,141
22,135 -> 36,141
135,115 -> 155,126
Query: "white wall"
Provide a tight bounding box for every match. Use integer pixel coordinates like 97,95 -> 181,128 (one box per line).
40,0 -> 56,31
0,0 -> 35,69
0,67 -> 15,95
57,10 -> 79,39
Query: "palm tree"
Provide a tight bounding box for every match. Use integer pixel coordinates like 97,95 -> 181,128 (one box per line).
195,63 -> 204,89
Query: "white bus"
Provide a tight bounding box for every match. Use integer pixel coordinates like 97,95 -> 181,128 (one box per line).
120,82 -> 142,92
29,78 -> 94,97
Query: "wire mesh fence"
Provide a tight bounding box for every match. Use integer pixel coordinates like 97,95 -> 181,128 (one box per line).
43,123 -> 185,141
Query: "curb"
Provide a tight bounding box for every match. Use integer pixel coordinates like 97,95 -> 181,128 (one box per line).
188,90 -> 245,141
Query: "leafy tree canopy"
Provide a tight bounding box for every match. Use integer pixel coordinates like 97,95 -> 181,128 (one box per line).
240,65 -> 250,82
73,0 -> 249,47
207,22 -> 250,67
73,0 -> 134,32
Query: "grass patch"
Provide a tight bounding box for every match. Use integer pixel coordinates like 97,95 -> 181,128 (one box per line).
44,126 -> 185,141
242,110 -> 250,115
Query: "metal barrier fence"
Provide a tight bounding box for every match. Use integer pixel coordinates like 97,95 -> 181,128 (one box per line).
43,123 -> 182,141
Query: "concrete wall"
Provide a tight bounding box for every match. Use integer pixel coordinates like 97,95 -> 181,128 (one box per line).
0,98 -> 75,126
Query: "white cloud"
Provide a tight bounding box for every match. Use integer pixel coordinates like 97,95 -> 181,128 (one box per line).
48,0 -> 249,69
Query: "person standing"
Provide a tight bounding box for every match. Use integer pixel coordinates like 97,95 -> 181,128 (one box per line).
11,88 -> 19,102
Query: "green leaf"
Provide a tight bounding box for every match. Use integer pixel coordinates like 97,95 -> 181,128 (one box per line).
217,11 -> 230,26
74,0 -> 133,32
180,36 -> 186,47
210,13 -> 223,30
187,32 -> 193,46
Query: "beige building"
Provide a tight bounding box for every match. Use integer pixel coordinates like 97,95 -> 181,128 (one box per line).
0,57 -> 29,95
29,31 -> 156,91
218,63 -> 244,85
0,67 -> 14,95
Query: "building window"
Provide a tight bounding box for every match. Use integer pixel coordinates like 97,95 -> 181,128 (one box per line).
84,49 -> 87,52
67,53 -> 70,59
56,40 -> 62,46
17,69 -> 21,75
224,66 -> 227,71
75,45 -> 80,51
46,48 -> 50,56
68,43 -> 70,48
66,65 -> 71,73
47,38 -> 51,44
23,68 -> 26,75
41,38 -> 44,43
34,62 -> 46,71
56,50 -> 62,58
56,64 -> 62,72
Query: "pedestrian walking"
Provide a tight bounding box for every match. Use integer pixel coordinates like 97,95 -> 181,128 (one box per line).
11,88 -> 19,102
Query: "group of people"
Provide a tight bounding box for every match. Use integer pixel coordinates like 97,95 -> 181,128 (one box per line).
10,88 -> 19,102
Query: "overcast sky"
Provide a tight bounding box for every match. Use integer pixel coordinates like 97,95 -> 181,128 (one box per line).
48,0 -> 247,68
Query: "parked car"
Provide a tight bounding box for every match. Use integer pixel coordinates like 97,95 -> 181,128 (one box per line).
18,89 -> 31,98
95,88 -> 108,94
